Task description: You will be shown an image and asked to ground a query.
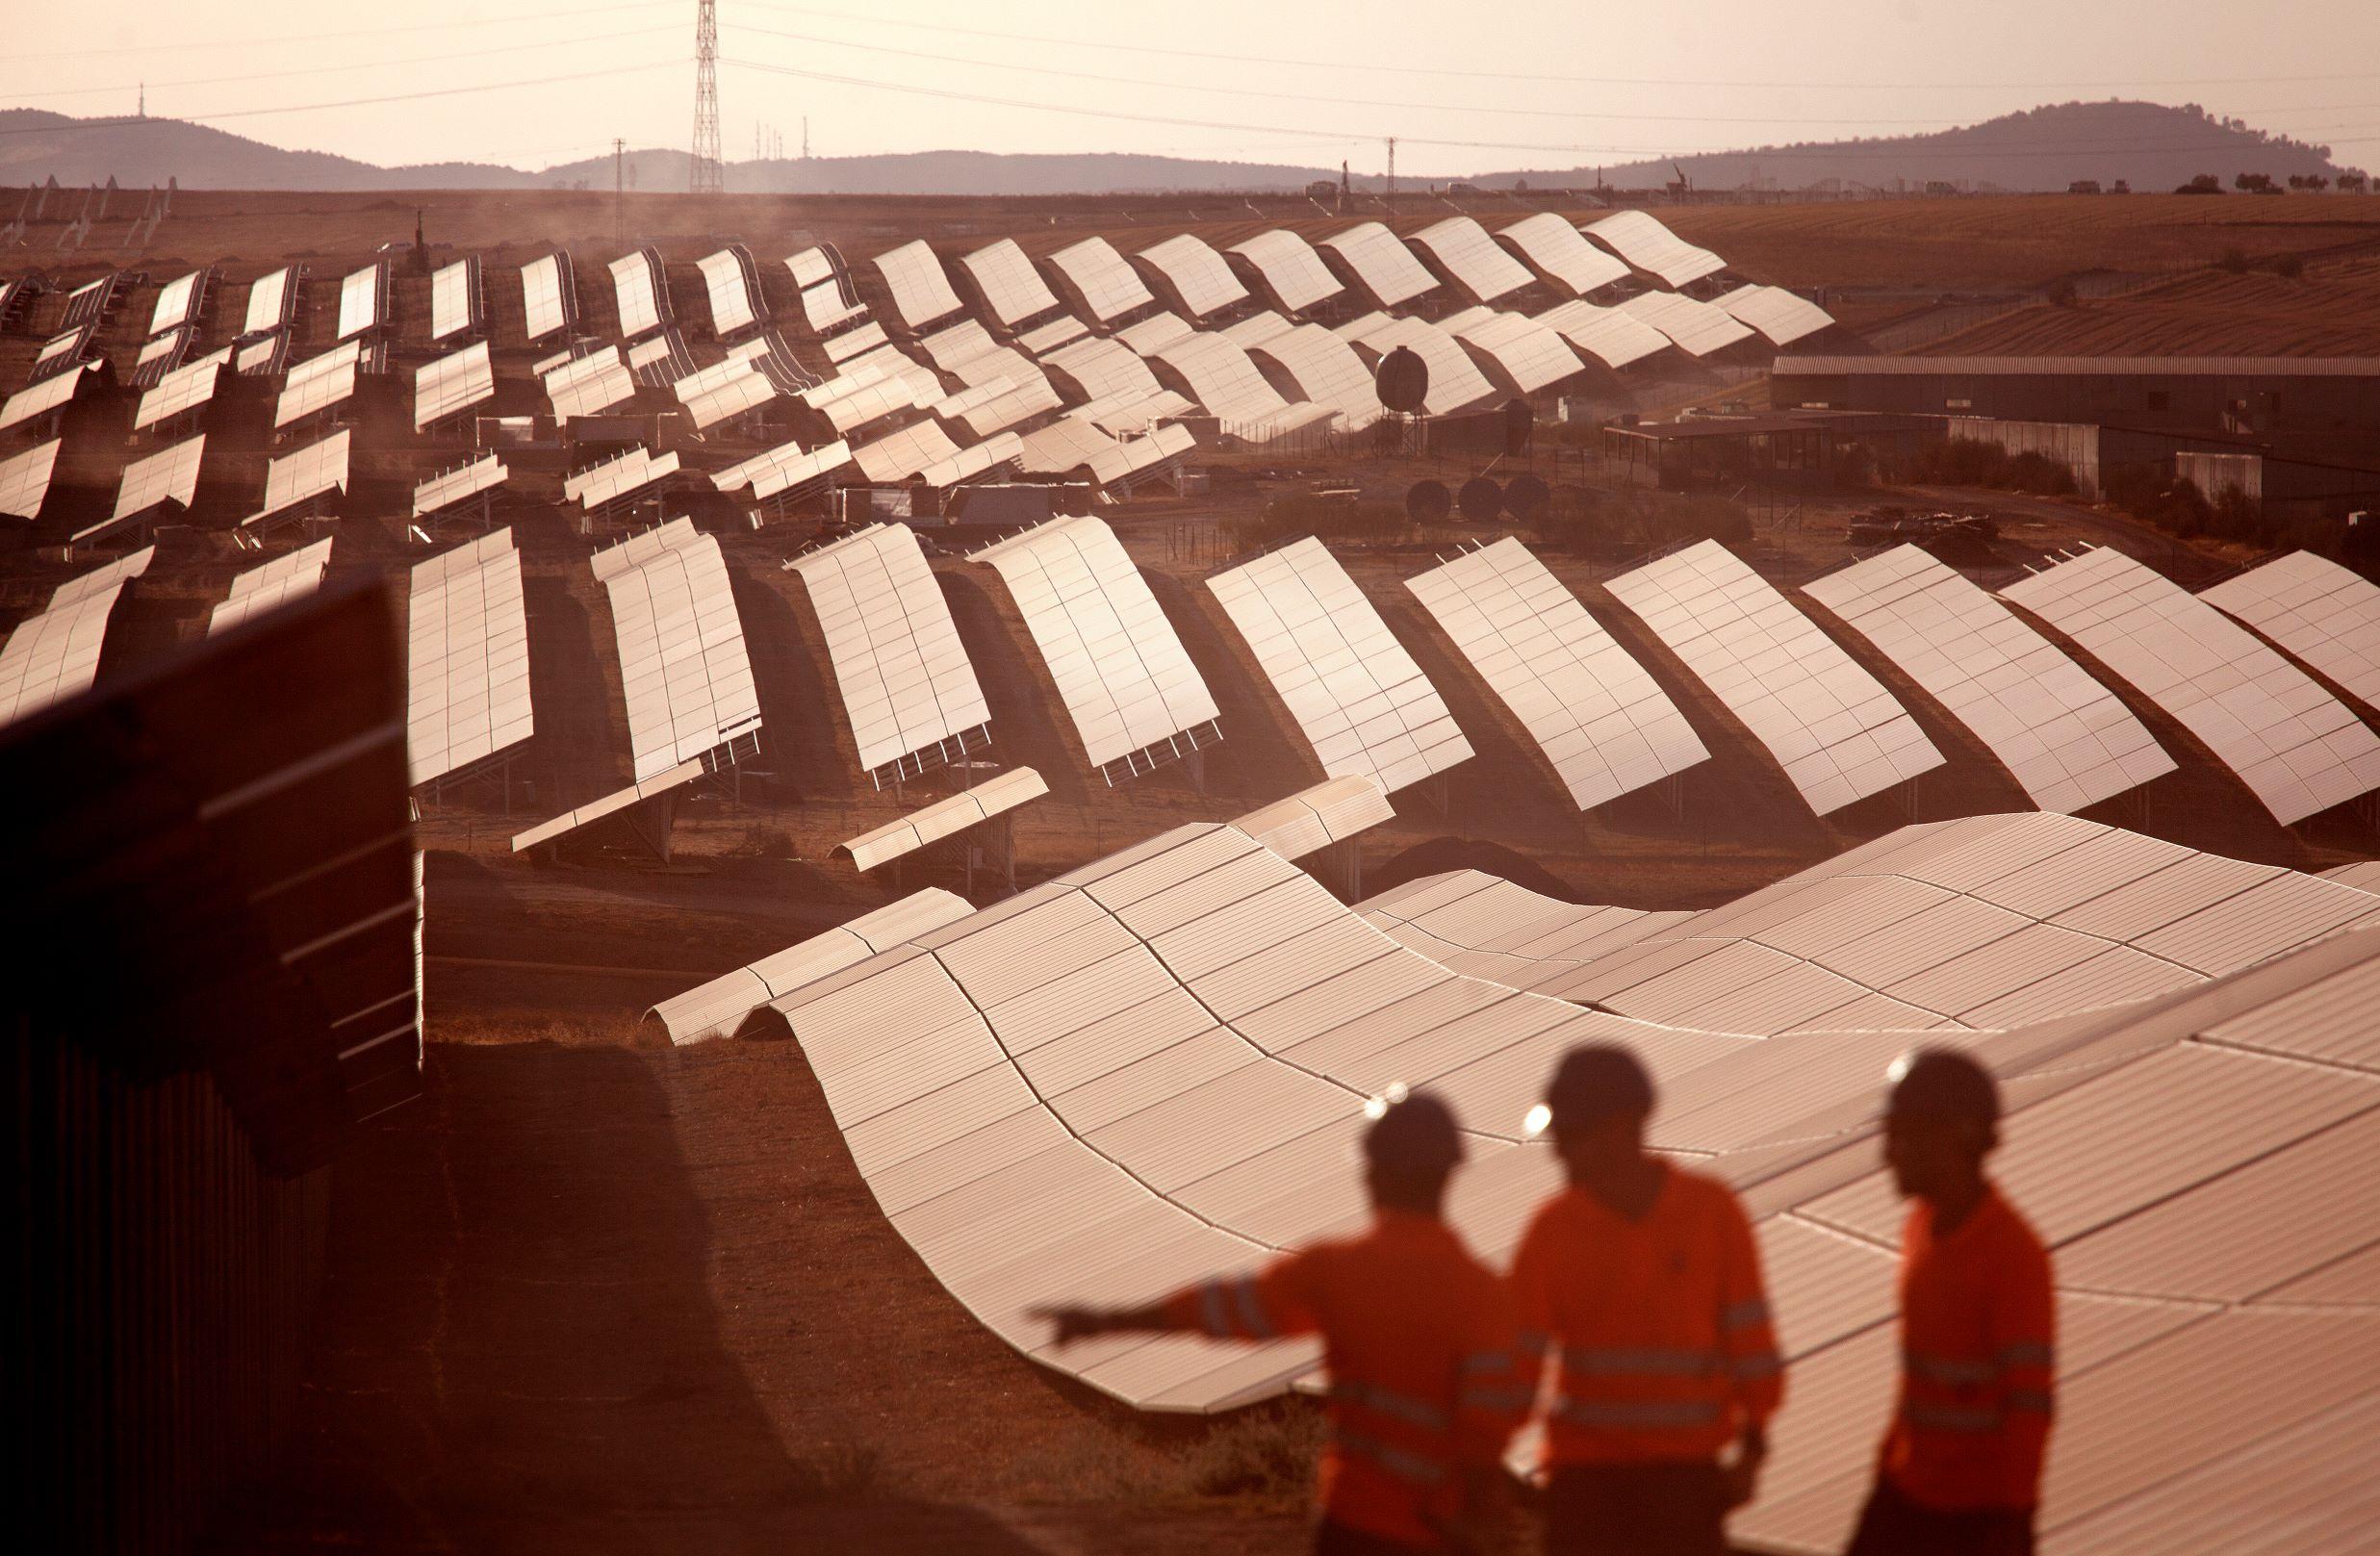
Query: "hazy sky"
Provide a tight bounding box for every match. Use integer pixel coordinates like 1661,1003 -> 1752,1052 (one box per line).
7,0 -> 2377,175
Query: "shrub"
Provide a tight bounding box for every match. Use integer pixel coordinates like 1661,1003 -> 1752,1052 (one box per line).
1224,493 -> 1411,554
2217,246 -> 2252,274
1896,437 -> 2077,497
2274,252 -> 2306,279
2045,277 -> 2079,307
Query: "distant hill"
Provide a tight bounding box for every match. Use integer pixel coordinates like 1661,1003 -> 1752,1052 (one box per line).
0,101 -> 2363,195
1475,101 -> 2366,193
0,110 -> 533,191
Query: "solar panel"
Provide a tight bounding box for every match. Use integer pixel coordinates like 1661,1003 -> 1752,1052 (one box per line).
872,239 -> 966,331
1335,315 -> 1498,415
2,361 -> 97,433
590,518 -> 762,780
788,243 -> 868,336
520,253 -> 571,344
1016,315 -> 1090,354
429,257 -> 479,343
1438,306 -> 1585,395
807,357 -> 943,437
33,326 -> 91,376
406,526 -> 532,787
839,767 -> 1051,873
1044,236 -> 1157,324
1607,539 -> 1942,814
335,263 -> 385,341
1243,325 -> 1385,431
208,536 -> 333,637
1615,291 -> 1755,356
1805,545 -> 2174,812
542,346 -> 636,421
608,247 -> 668,340
2002,546 -> 2380,824
1129,233 -> 1250,321
921,319 -> 1048,391
0,438 -> 61,522
714,438 -> 856,499
1017,416 -> 1194,489
930,372 -> 1064,441
107,435 -> 207,527
648,888 -> 979,1044
1037,335 -> 1196,432
696,247 -> 760,338
243,428 -> 350,528
241,266 -> 296,337
1317,222 -> 1440,310
971,515 -> 1223,776
2200,550 -> 2380,713
1149,331 -> 1335,441
135,328 -> 188,379
147,271 -> 200,338
125,344 -> 220,433
1225,228 -> 1345,315
564,445 -> 680,511
1710,284 -> 1835,347
1231,774 -> 1396,861
1210,536 -> 1471,793
413,341 -> 495,431
670,356 -> 778,428
1406,217 -> 1535,304
510,756 -> 708,853
764,803 -> 2380,1420
788,523 -> 992,779
1531,298 -> 1674,370
853,423 -> 1024,490
275,341 -> 361,429
1497,214 -> 1631,295
411,452 -> 508,520
1407,536 -> 1707,809
957,238 -> 1064,328
1581,210 -> 1726,288
0,547 -> 152,727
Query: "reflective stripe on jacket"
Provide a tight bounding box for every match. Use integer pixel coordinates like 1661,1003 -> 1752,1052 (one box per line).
1508,1165 -> 1784,1467
1159,1210 -> 1528,1547
1881,1184 -> 2057,1511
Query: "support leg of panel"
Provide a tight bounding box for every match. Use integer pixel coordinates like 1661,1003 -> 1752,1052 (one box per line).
1002,813 -> 1016,898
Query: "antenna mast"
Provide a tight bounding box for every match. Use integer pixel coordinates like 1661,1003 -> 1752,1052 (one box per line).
690,0 -> 723,194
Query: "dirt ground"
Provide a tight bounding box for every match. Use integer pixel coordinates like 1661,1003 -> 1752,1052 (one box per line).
8,191 -> 2377,1552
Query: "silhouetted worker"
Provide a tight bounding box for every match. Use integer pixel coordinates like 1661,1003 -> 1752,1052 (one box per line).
1844,1049 -> 2054,1556
1035,1088 -> 1530,1555
1509,1043 -> 1781,1556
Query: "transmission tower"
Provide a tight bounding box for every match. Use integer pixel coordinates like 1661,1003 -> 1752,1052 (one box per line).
690,0 -> 723,194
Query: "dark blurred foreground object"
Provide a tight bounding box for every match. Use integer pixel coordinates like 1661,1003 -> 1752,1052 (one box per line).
0,580 -> 422,1555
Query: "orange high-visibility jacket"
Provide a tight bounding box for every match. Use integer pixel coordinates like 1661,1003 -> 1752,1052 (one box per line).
1508,1165 -> 1783,1467
1159,1210 -> 1530,1547
1880,1184 -> 2056,1511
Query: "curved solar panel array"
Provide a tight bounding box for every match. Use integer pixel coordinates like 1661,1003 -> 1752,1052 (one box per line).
2199,549 -> 2380,712
971,516 -> 1220,781
2002,546 -> 2380,825
1209,536 -> 1471,794
590,518 -> 761,782
786,523 -> 989,784
1409,537 -> 1706,810
1609,540 -> 1943,815
208,536 -> 333,637
1805,545 -> 2173,812
406,528 -> 531,789
0,547 -> 153,727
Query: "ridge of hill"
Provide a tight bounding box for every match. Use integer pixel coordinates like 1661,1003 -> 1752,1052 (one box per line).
0,100 -> 2362,195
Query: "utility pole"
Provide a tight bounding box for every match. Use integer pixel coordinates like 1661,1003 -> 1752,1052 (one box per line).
613,139 -> 627,246
690,0 -> 723,194
802,115 -> 810,159
1386,138 -> 1396,204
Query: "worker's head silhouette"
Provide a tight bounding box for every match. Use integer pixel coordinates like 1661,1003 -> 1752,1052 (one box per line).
1530,1043 -> 1655,1175
1362,1085 -> 1465,1213
1882,1047 -> 2000,1201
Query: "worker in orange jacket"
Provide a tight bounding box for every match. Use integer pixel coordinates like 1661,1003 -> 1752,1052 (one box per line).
1508,1043 -> 1782,1556
1036,1089 -> 1532,1555
1845,1048 -> 2054,1556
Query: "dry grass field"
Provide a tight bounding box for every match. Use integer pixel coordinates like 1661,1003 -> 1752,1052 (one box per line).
1927,250 -> 2380,356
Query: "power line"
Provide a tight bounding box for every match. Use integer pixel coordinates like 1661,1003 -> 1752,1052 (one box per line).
735,2 -> 2380,92
0,1 -> 678,63
730,20 -> 2380,133
720,55 -> 2380,162
0,25 -> 683,104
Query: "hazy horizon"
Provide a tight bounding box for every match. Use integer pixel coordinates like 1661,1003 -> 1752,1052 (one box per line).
3,0 -> 2375,179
